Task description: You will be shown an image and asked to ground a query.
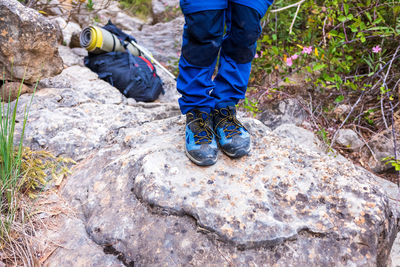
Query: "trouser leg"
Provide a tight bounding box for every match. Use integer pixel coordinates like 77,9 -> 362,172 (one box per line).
177,9 -> 225,114
211,2 -> 269,108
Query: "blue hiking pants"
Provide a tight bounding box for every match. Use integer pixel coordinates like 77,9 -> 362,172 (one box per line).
177,0 -> 273,114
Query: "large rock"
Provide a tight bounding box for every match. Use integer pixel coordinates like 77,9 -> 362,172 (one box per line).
39,115 -> 398,266
16,63 -> 399,265
0,0 -> 63,84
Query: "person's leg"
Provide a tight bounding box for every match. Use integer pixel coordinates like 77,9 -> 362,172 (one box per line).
177,0 -> 226,166
211,1 -> 273,158
211,1 -> 272,108
177,1 -> 226,114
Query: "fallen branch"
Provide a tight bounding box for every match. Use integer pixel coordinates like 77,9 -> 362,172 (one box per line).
289,2 -> 302,34
270,0 -> 306,13
270,0 -> 306,35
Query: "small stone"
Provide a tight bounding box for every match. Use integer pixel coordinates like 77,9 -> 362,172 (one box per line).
336,129 -> 364,150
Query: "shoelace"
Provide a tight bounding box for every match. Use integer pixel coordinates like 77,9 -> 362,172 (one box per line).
214,108 -> 245,139
187,112 -> 215,145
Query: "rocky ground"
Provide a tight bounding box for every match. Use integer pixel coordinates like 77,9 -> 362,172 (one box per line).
1,0 -> 400,265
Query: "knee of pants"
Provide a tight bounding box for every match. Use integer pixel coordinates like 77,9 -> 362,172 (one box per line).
222,4 -> 262,64
182,10 -> 224,67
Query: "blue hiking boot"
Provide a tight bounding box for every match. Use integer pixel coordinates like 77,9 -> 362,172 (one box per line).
185,109 -> 218,166
213,106 -> 251,158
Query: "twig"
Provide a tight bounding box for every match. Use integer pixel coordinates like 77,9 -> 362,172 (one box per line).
289,2 -> 302,34
322,16 -> 328,47
380,86 -> 389,129
270,0 -> 306,13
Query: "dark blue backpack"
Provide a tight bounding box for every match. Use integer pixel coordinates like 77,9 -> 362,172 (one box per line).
84,21 -> 164,102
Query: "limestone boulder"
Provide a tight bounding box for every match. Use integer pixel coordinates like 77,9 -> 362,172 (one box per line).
12,61 -> 399,266
0,0 -> 63,84
16,65 -> 399,265
46,115 -> 399,266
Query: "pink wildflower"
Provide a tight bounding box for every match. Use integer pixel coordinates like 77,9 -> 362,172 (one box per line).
302,46 -> 313,55
372,45 -> 382,53
291,54 -> 299,60
286,57 -> 293,67
254,51 -> 264,59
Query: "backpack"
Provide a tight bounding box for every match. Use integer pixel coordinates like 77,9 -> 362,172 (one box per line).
84,21 -> 164,102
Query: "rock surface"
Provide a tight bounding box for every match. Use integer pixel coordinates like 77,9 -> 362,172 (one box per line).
0,0 -> 63,84
17,65 -> 180,161
13,61 -> 399,266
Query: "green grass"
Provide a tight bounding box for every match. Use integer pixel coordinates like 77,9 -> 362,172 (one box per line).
0,71 -> 75,264
119,0 -> 152,20
0,78 -> 33,239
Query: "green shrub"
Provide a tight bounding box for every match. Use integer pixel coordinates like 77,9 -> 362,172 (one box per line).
251,0 -> 400,135
119,0 -> 152,20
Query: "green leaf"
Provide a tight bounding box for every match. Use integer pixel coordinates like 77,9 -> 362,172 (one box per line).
338,15 -> 347,22
334,95 -> 344,103
344,3 -> 349,15
271,46 -> 279,55
313,63 -> 327,71
365,12 -> 372,22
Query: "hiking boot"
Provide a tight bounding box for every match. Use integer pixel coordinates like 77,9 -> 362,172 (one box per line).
185,109 -> 218,166
213,106 -> 251,158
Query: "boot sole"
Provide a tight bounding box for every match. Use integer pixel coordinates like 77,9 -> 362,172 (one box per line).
185,147 -> 218,166
221,143 -> 251,158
